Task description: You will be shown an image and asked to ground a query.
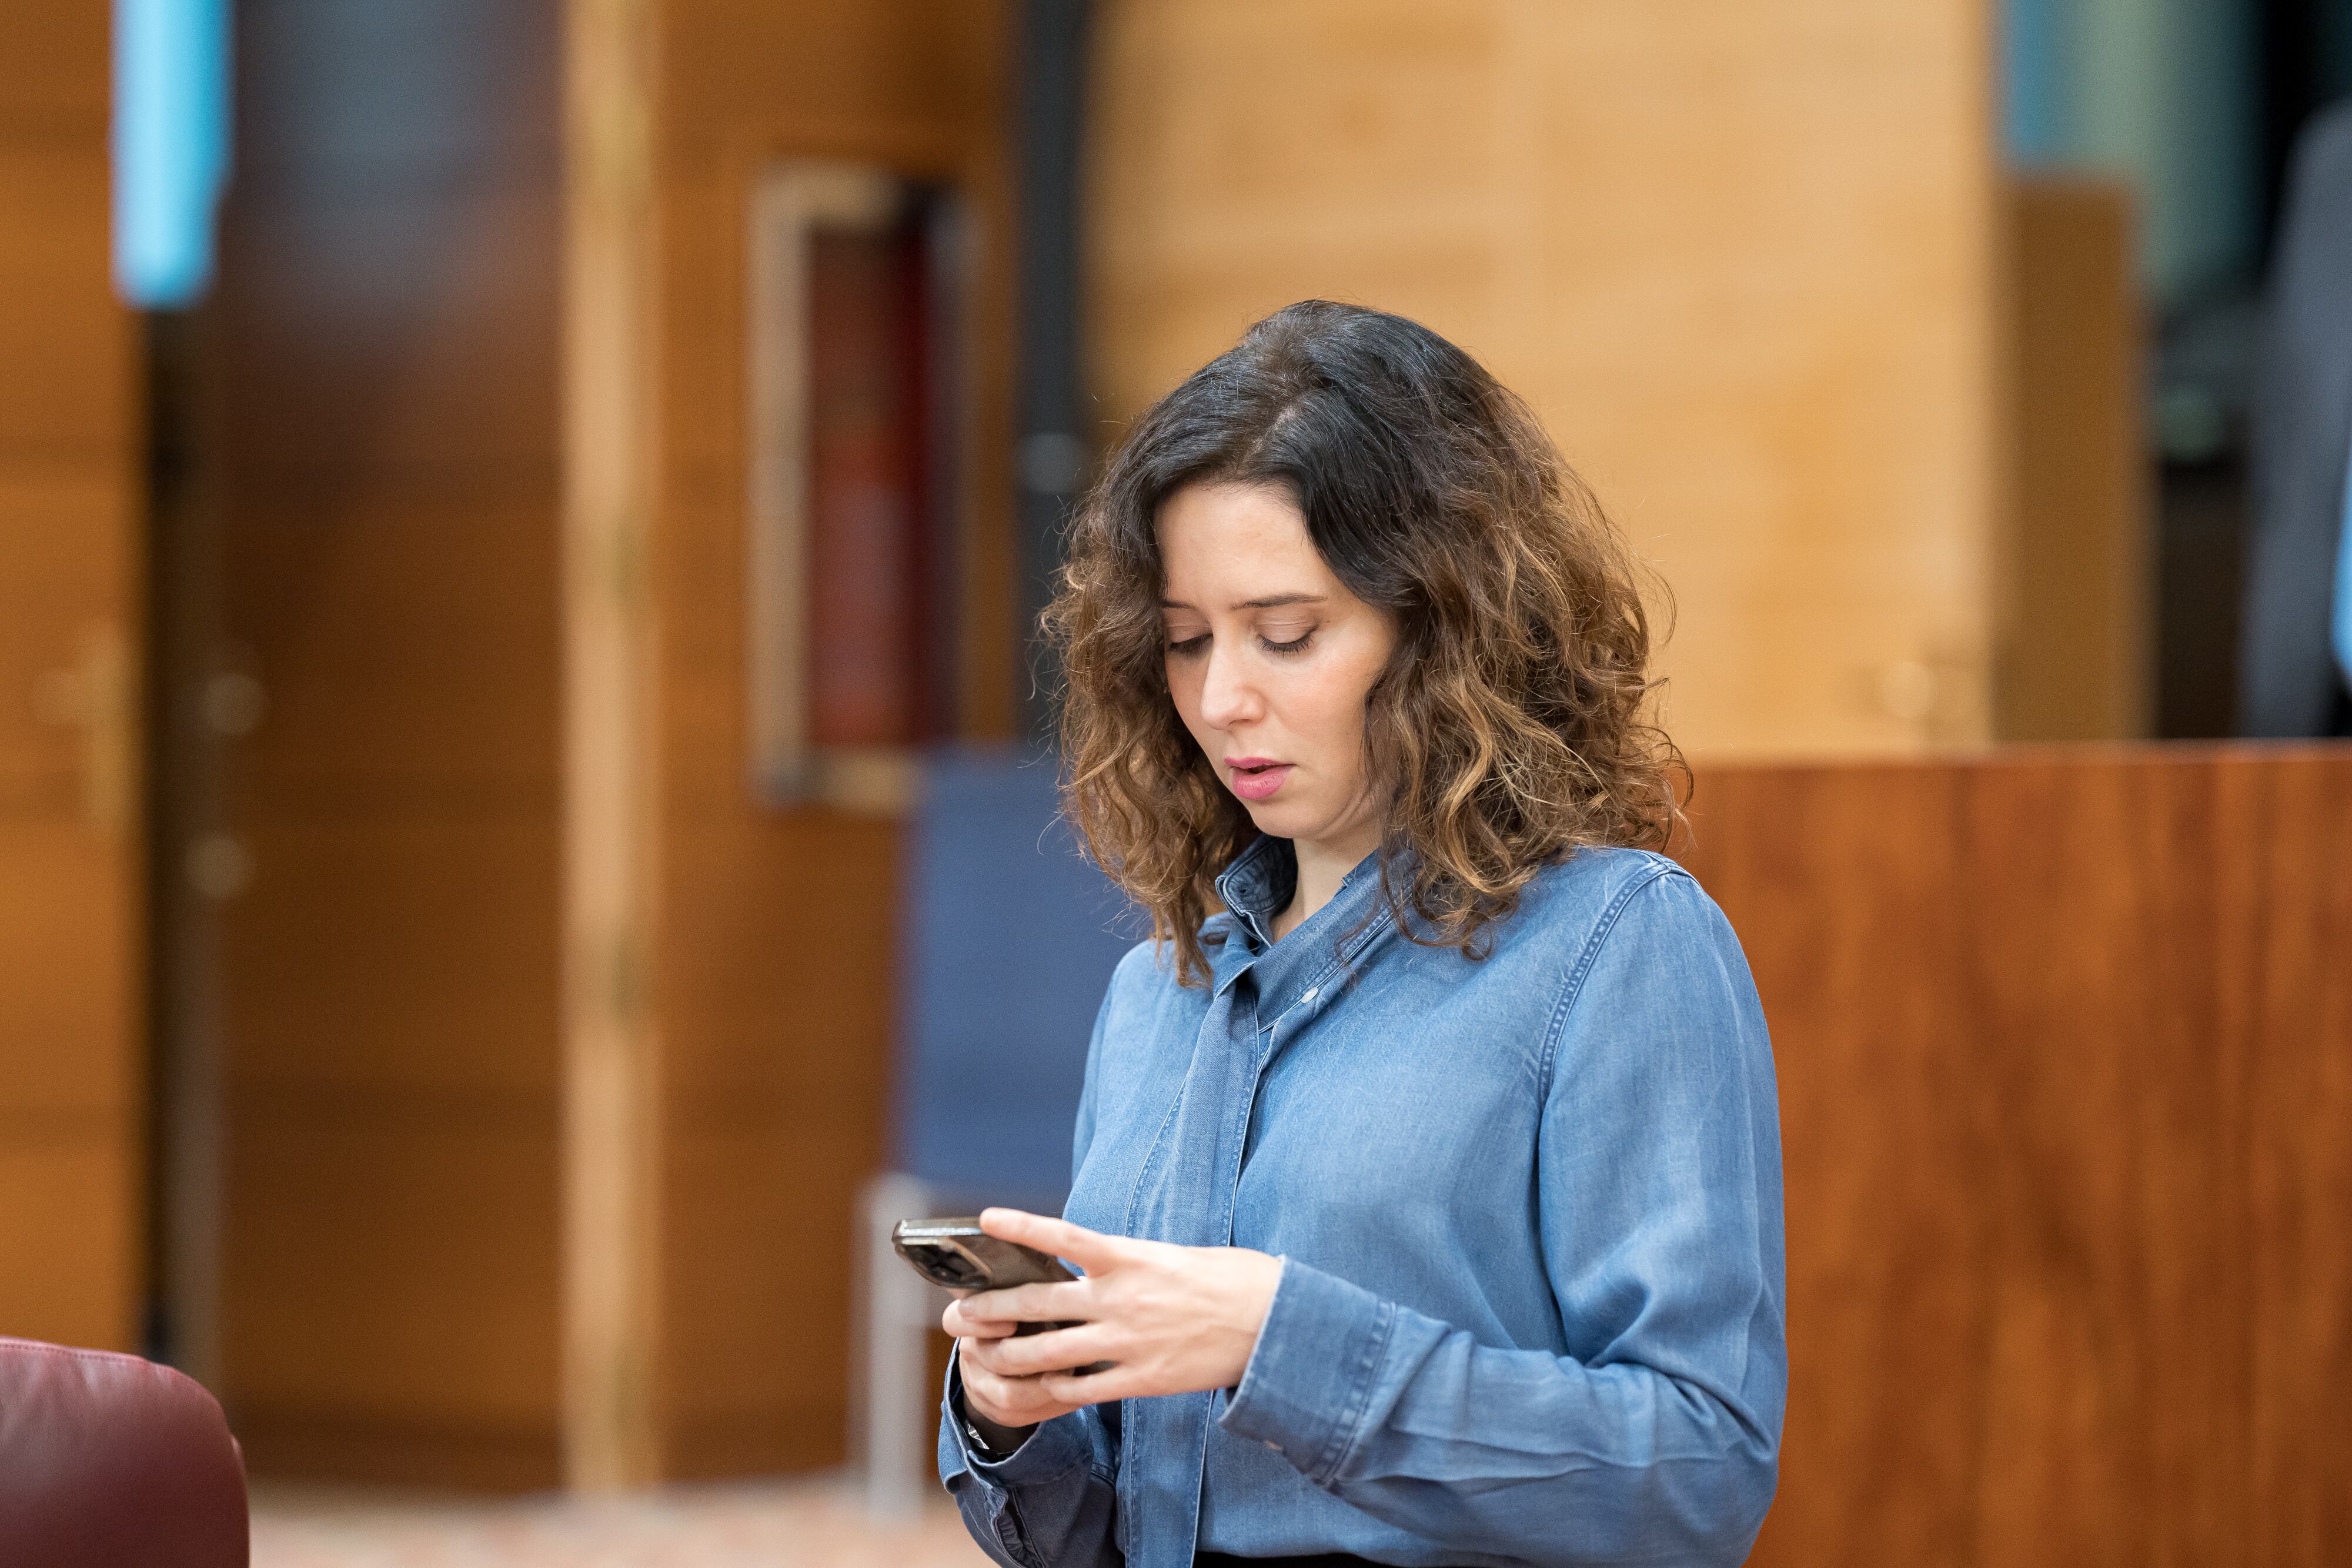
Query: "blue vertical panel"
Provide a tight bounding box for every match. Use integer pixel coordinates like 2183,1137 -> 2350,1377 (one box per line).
112,0 -> 232,307
892,748 -> 1148,1209
2003,0 -> 2072,166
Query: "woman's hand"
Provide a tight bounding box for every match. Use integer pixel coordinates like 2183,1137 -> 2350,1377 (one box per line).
945,1208 -> 1284,1432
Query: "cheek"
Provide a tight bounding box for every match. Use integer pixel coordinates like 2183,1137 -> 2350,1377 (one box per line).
1289,659 -> 1379,771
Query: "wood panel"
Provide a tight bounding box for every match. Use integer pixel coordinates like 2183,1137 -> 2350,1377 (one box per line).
561,0 -> 662,1489
0,144 -> 129,460
656,1122 -> 878,1477
1090,0 -> 1999,755
613,0 -> 1017,1479
0,473 -> 131,811
1677,765 -> 1983,1560
0,1139 -> 139,1346
222,1096 -> 561,1489
2237,757 -> 2352,1562
1679,746 -> 2352,1567
652,8 -> 1019,740
0,0 -> 143,1353
1960,758 -> 2244,1564
0,824 -> 142,1113
213,0 -> 565,1487
219,505 -> 559,790
212,185 -> 562,489
1996,178 -> 2148,740
0,5 -> 108,141
220,817 -> 559,1097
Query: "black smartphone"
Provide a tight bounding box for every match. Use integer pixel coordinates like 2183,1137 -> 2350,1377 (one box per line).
892,1218 -> 1108,1373
892,1217 -> 1077,1294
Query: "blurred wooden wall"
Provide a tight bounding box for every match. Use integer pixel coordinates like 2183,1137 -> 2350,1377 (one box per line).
1996,177 -> 2148,741
211,0 -> 568,1487
0,3 -> 144,1353
1682,748 -> 2352,1567
1089,0 -> 2000,756
186,0 -> 1017,1489
573,0 -> 1018,1482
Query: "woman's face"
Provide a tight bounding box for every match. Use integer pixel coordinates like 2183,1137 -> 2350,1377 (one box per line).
1157,481 -> 1397,855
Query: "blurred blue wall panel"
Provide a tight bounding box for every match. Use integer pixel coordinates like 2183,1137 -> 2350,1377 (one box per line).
2003,0 -> 2073,166
892,749 -> 1148,1209
113,0 -> 232,307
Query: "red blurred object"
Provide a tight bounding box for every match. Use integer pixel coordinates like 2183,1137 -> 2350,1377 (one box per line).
807,215 -> 947,748
0,1338 -> 247,1567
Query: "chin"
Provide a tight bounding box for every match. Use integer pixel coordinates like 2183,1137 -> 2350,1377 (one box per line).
1237,797 -> 1325,842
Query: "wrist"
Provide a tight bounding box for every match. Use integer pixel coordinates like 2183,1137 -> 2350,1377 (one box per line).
1209,1248 -> 1285,1391
948,1345 -> 1039,1457
1243,1248 -> 1282,1323
963,1405 -> 1035,1457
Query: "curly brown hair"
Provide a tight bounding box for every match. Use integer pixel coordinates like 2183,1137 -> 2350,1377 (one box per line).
1044,300 -> 1685,986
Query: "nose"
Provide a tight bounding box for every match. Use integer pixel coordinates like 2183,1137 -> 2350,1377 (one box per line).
1196,638 -> 1262,731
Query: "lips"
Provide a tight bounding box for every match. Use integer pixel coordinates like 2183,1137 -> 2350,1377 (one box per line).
1226,757 -> 1294,802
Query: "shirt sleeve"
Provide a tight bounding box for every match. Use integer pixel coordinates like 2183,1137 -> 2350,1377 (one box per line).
939,965 -> 1132,1568
1219,869 -> 1788,1566
940,1348 -> 1122,1568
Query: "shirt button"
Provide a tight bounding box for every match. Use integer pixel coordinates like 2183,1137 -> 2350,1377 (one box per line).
1301,987 -> 1317,1004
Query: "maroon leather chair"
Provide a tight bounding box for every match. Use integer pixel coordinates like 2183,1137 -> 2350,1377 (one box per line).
0,1338 -> 248,1567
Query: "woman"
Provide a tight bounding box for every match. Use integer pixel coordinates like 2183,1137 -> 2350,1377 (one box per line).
939,302 -> 1785,1568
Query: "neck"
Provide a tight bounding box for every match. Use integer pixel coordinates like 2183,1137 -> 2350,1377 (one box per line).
1273,826 -> 1381,941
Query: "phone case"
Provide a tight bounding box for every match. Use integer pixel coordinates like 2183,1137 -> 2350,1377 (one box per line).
891,1218 -> 1075,1292
890,1218 -> 1110,1372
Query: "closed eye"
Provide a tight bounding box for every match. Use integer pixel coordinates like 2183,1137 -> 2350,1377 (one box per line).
1167,633 -> 1210,656
1259,630 -> 1314,655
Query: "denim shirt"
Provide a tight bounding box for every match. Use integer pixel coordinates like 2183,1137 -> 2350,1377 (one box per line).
940,838 -> 1786,1568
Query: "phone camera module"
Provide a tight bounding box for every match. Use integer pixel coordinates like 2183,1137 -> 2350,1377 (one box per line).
921,1245 -> 986,1288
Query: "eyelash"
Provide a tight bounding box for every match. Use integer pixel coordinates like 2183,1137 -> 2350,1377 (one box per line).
1165,631 -> 1316,657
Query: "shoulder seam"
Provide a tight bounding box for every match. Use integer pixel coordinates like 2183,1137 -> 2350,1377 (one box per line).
1534,860 -> 1686,1089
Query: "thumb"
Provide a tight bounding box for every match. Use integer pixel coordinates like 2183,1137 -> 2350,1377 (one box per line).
978,1207 -> 1128,1272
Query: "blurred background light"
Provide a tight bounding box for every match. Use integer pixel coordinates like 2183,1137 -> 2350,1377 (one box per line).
112,0 -> 232,309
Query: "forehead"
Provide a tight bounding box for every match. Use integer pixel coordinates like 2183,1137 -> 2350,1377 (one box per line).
1155,481 -> 1331,595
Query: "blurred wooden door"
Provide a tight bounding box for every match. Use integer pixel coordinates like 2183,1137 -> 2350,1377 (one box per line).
208,0 -> 568,1487
0,3 -> 145,1350
619,0 -> 1018,1480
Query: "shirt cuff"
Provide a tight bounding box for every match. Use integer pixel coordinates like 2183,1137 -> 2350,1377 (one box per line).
944,1342 -> 1094,1487
1218,1256 -> 1395,1487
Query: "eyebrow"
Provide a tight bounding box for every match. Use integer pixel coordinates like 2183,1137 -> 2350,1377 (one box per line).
1159,593 -> 1327,610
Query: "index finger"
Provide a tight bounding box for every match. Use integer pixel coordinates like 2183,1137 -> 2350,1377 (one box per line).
979,1207 -> 1128,1271
956,1279 -> 1093,1327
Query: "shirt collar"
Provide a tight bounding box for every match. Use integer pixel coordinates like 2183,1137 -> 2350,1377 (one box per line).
1204,837 -> 1392,1014
1212,834 -> 1296,950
